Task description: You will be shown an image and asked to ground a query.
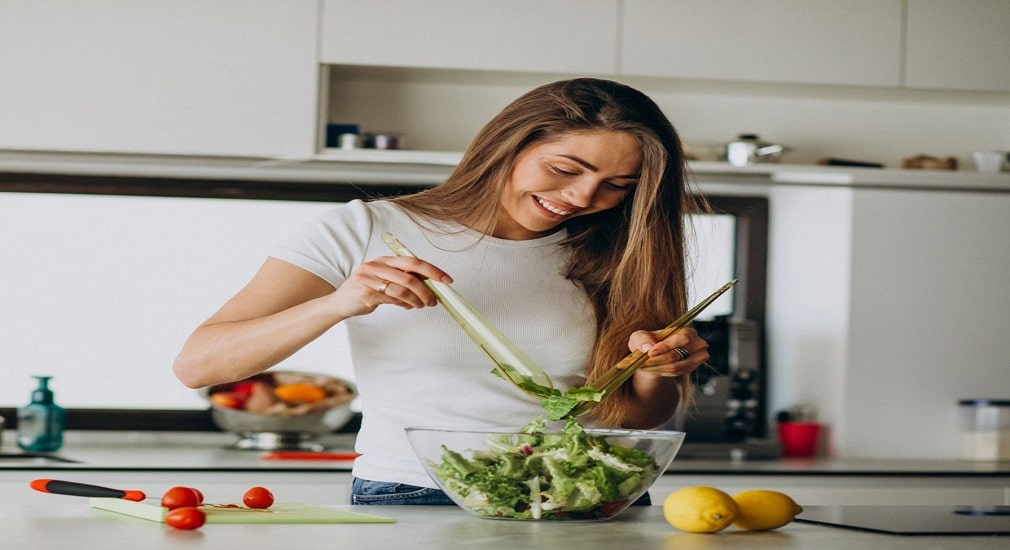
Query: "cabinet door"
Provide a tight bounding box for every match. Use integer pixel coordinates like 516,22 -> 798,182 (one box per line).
845,189 -> 1010,460
0,0 -> 319,157
905,0 -> 1010,92
320,0 -> 618,74
621,0 -> 903,87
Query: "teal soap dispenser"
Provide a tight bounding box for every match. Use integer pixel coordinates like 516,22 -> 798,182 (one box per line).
17,376 -> 66,452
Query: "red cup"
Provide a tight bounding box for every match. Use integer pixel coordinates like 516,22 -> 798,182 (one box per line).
778,422 -> 821,458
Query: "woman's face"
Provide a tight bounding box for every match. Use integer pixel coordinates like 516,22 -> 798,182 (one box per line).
494,130 -> 642,240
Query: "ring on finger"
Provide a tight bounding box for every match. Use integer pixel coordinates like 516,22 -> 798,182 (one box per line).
376,281 -> 390,294
673,347 -> 690,361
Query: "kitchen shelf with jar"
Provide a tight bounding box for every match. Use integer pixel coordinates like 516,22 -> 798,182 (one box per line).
307,148 -> 1010,193
2,149 -> 1009,194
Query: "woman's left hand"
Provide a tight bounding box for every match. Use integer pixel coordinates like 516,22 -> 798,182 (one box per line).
629,327 -> 709,378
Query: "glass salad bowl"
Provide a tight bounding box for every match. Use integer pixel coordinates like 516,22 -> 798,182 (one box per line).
405,422 -> 685,521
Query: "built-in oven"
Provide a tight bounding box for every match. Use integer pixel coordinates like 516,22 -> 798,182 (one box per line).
659,195 -> 777,459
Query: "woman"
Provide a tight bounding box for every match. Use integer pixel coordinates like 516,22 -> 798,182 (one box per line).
173,78 -> 710,504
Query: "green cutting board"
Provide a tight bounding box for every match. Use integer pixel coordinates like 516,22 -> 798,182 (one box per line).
89,498 -> 395,524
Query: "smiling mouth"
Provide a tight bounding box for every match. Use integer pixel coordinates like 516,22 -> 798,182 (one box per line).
535,196 -> 575,217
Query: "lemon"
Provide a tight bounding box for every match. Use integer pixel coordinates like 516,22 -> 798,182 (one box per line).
731,489 -> 803,531
662,486 -> 738,533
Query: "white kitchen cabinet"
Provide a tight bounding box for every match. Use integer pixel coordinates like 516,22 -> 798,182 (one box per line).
842,189 -> 1010,460
0,0 -> 319,157
620,0 -> 904,87
905,0 -> 1010,92
319,0 -> 619,74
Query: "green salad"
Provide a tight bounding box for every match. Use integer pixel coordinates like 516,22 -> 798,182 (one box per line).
490,363 -> 602,420
431,417 -> 659,520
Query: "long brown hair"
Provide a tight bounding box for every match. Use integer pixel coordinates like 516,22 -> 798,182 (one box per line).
390,78 -> 707,427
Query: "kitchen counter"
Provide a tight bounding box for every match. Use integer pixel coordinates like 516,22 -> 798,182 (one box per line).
2,430 -> 1008,476
4,492 -> 1007,550
3,430 -> 1009,526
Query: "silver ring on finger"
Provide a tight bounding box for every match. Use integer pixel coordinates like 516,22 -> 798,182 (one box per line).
673,347 -> 690,361
376,281 -> 390,294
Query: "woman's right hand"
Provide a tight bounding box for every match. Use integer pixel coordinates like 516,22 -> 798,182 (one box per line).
326,255 -> 453,318
173,255 -> 452,389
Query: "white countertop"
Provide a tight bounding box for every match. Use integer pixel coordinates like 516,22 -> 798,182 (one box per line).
4,495 -> 1007,550
2,431 -> 1008,477
3,431 -> 1008,548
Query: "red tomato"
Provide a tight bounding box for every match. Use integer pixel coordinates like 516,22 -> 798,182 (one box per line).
161,486 -> 200,510
242,486 -> 274,509
230,380 -> 257,397
188,487 -> 205,505
165,506 -> 206,530
598,499 -> 629,518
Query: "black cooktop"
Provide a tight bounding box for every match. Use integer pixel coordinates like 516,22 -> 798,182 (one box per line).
796,505 -> 1010,536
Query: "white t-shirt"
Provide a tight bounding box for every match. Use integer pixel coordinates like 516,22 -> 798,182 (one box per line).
269,200 -> 596,488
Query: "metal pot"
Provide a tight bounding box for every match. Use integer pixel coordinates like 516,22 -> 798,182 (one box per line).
199,370 -> 356,451
725,134 -> 789,166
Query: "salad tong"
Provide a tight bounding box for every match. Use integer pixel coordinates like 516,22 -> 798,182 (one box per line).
562,278 -> 738,418
382,233 -> 736,417
382,233 -> 555,397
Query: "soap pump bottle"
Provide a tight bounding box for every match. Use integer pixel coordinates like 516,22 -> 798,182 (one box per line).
17,376 -> 66,452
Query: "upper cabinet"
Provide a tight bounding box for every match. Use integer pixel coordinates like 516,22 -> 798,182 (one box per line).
0,0 -> 319,158
620,0 -> 904,87
905,0 -> 1010,92
319,0 -> 619,74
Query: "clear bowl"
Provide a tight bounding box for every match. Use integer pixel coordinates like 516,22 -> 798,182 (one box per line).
406,425 -> 685,521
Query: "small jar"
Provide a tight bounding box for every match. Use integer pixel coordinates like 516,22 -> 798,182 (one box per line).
325,123 -> 360,150
362,132 -> 402,150
726,134 -> 760,167
959,399 -> 1010,461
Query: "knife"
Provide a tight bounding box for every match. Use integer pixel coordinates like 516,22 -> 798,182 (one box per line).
30,478 -> 146,501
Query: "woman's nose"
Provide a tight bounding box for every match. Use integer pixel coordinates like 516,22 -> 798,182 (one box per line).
561,179 -> 598,208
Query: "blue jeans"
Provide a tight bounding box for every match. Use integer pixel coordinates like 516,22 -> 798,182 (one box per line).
350,477 -> 456,505
349,476 -> 652,506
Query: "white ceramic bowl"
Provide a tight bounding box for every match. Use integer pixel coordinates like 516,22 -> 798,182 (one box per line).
406,425 -> 685,521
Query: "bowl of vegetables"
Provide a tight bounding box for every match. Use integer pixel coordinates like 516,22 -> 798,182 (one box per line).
200,370 -> 356,451
405,418 -> 685,521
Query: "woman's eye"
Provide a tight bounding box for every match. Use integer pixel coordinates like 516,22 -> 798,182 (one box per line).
605,181 -> 634,192
549,165 -> 578,176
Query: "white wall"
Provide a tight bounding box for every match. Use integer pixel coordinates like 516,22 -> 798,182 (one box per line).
0,194 -> 352,410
